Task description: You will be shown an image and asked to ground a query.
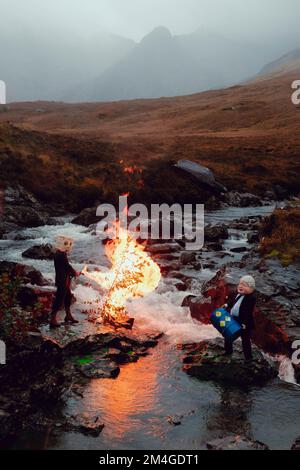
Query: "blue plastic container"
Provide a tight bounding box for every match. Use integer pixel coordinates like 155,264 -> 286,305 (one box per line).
210,307 -> 242,342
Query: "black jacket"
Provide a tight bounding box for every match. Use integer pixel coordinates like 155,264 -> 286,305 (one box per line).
54,251 -> 77,287
227,293 -> 256,330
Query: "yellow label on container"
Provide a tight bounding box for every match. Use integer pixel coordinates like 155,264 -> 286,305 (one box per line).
220,321 -> 226,327
216,311 -> 222,317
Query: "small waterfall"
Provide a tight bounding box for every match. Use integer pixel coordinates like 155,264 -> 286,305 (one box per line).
277,355 -> 297,384
264,352 -> 297,385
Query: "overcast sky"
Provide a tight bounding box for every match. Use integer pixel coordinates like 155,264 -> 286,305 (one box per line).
1,0 -> 300,44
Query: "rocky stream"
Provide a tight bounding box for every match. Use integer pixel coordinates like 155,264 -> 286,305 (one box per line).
0,187 -> 299,450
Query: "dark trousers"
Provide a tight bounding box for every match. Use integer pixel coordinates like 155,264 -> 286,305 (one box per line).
52,284 -> 72,314
224,328 -> 253,360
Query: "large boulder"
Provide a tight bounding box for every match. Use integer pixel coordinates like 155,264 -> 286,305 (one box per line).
22,244 -> 55,260
3,205 -> 47,228
182,337 -> 278,386
71,207 -> 98,227
182,295 -> 212,324
0,185 -> 54,238
0,221 -> 19,239
3,186 -> 52,226
205,224 -> 229,242
174,160 -> 227,193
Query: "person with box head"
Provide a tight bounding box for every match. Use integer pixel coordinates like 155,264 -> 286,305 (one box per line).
49,235 -> 81,328
223,275 -> 256,361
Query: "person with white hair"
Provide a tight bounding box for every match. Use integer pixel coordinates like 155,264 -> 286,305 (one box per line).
49,236 -> 81,328
224,275 -> 256,361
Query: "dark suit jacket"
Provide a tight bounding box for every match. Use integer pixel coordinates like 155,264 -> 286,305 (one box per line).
54,251 -> 77,287
227,293 -> 256,330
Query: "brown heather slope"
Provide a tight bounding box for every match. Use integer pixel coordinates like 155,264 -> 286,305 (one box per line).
0,63 -> 299,209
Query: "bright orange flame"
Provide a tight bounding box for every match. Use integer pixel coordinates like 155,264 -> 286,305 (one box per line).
83,224 -> 161,323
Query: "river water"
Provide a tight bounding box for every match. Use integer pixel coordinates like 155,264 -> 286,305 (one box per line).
1,204 -> 299,450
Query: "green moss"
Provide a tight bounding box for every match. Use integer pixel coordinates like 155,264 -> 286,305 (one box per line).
76,355 -> 94,365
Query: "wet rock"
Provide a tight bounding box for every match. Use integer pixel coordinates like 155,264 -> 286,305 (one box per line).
64,413 -> 105,437
230,216 -> 262,231
205,242 -> 223,251
175,282 -> 188,291
105,347 -> 148,364
146,243 -> 180,255
4,186 -> 39,206
22,243 -> 54,260
24,410 -> 105,438
205,224 -> 229,242
224,192 -> 262,207
168,271 -> 196,284
207,435 -> 269,450
4,205 -> 46,228
70,417 -> 105,437
0,221 -> 19,239
153,253 -> 179,262
158,260 -> 182,275
230,246 -> 248,253
202,260 -> 217,269
77,357 -> 120,379
174,160 -> 227,193
13,233 -> 35,241
42,325 -> 162,359
247,232 -> 260,244
1,186 -> 53,234
291,436 -> 300,450
264,190 -> 276,201
182,338 -> 277,386
167,415 -> 182,426
181,295 -> 212,324
179,251 -> 197,265
71,207 -> 98,227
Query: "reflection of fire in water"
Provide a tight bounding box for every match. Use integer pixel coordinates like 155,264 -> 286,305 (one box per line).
83,224 -> 161,325
83,351 -> 159,440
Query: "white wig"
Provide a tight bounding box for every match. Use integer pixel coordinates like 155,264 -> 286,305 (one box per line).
240,275 -> 256,291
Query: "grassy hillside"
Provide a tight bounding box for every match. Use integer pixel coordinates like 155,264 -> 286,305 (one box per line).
0,123 -> 215,211
0,64 -> 299,209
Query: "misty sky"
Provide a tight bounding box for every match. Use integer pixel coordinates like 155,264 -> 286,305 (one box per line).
1,0 -> 300,44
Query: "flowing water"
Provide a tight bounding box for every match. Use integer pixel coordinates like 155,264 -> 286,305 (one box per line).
1,204 -> 299,450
